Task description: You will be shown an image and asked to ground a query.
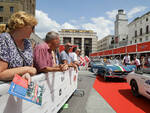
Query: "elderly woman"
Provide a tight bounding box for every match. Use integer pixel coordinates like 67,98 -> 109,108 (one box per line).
0,11 -> 37,82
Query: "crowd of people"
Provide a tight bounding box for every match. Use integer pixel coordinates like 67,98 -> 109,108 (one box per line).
95,53 -> 150,71
0,11 -> 82,84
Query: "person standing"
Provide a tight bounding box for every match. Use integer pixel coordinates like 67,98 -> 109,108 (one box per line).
123,53 -> 131,65
60,43 -> 78,71
134,56 -> 141,71
140,56 -> 145,69
0,11 -> 37,82
34,31 -> 68,73
69,47 -> 78,65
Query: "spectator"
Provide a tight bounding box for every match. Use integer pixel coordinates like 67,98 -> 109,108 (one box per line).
60,43 -> 78,71
69,47 -> 78,64
76,49 -> 81,64
123,53 -> 131,65
147,56 -> 150,67
34,31 -> 68,73
0,11 -> 37,81
134,56 -> 141,71
140,56 -> 145,69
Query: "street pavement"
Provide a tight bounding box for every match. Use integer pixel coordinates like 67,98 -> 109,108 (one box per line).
59,69 -> 116,113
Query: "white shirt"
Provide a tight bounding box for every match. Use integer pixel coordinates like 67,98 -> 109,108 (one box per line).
123,55 -> 130,63
135,58 -> 140,66
69,52 -> 78,62
148,58 -> 150,64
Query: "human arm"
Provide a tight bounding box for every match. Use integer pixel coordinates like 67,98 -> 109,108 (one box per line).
0,60 -> 37,81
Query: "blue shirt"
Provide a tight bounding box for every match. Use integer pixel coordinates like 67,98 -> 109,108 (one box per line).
60,50 -> 72,64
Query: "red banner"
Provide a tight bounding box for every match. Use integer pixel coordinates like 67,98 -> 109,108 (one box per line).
137,41 -> 150,52
98,51 -> 103,56
127,45 -> 136,53
119,47 -> 126,54
113,48 -> 119,54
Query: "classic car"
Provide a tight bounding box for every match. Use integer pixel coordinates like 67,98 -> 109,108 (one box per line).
91,60 -> 136,81
126,68 -> 150,99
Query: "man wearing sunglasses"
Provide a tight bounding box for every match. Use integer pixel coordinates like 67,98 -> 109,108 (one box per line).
60,43 -> 78,72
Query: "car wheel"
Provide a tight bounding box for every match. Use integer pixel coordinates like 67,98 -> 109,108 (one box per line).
93,68 -> 98,74
131,80 -> 140,97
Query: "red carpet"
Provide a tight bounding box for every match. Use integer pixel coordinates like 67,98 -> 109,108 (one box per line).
93,76 -> 150,113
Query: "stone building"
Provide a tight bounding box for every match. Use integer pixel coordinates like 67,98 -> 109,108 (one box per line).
114,9 -> 128,47
128,11 -> 150,45
97,35 -> 114,51
0,0 -> 36,24
59,29 -> 98,56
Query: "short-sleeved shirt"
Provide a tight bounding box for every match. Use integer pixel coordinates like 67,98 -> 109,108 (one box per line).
69,52 -> 78,62
0,33 -> 33,68
60,50 -> 72,64
123,55 -> 130,64
33,42 -> 54,70
135,58 -> 140,66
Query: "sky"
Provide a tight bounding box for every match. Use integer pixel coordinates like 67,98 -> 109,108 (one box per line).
35,0 -> 150,40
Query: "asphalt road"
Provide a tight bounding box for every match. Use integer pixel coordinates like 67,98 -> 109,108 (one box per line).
59,69 -> 116,113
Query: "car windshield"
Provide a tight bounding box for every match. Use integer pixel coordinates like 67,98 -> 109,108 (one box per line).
106,59 -> 122,65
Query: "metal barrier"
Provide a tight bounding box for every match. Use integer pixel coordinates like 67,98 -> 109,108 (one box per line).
0,68 -> 78,113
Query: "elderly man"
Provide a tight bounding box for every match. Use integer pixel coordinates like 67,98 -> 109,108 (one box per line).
60,43 -> 78,71
34,31 -> 68,73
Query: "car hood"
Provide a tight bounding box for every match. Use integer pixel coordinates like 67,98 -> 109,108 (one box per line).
106,65 -> 124,71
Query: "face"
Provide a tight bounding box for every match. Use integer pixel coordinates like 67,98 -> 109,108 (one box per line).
65,43 -> 72,52
76,51 -> 80,55
50,37 -> 60,49
18,25 -> 34,39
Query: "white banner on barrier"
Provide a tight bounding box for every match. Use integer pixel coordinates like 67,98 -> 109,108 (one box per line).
0,68 -> 78,113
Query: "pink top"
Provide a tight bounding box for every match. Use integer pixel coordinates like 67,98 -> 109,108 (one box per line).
33,42 -> 53,71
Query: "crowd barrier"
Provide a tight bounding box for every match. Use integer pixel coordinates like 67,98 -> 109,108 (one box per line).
0,68 -> 78,113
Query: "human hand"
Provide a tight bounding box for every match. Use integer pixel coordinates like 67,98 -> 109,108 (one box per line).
60,64 -> 68,71
26,67 -> 37,75
72,64 -> 78,72
22,73 -> 31,85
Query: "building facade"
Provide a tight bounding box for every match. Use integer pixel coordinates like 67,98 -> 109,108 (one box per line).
114,9 -> 128,47
97,35 -> 114,51
0,0 -> 35,24
59,29 -> 98,56
128,12 -> 150,45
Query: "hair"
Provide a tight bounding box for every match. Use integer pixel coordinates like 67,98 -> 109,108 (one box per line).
72,47 -> 77,52
0,24 -> 7,33
8,11 -> 37,31
45,31 -> 59,42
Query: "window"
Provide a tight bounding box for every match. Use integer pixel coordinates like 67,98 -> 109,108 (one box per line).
130,41 -> 132,44
135,30 -> 137,37
145,36 -> 148,41
140,28 -> 142,36
0,6 -> 3,12
135,40 -> 137,43
126,35 -> 128,40
146,18 -> 148,22
0,17 -> 3,22
10,6 -> 14,13
140,38 -> 142,42
146,25 -> 149,34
